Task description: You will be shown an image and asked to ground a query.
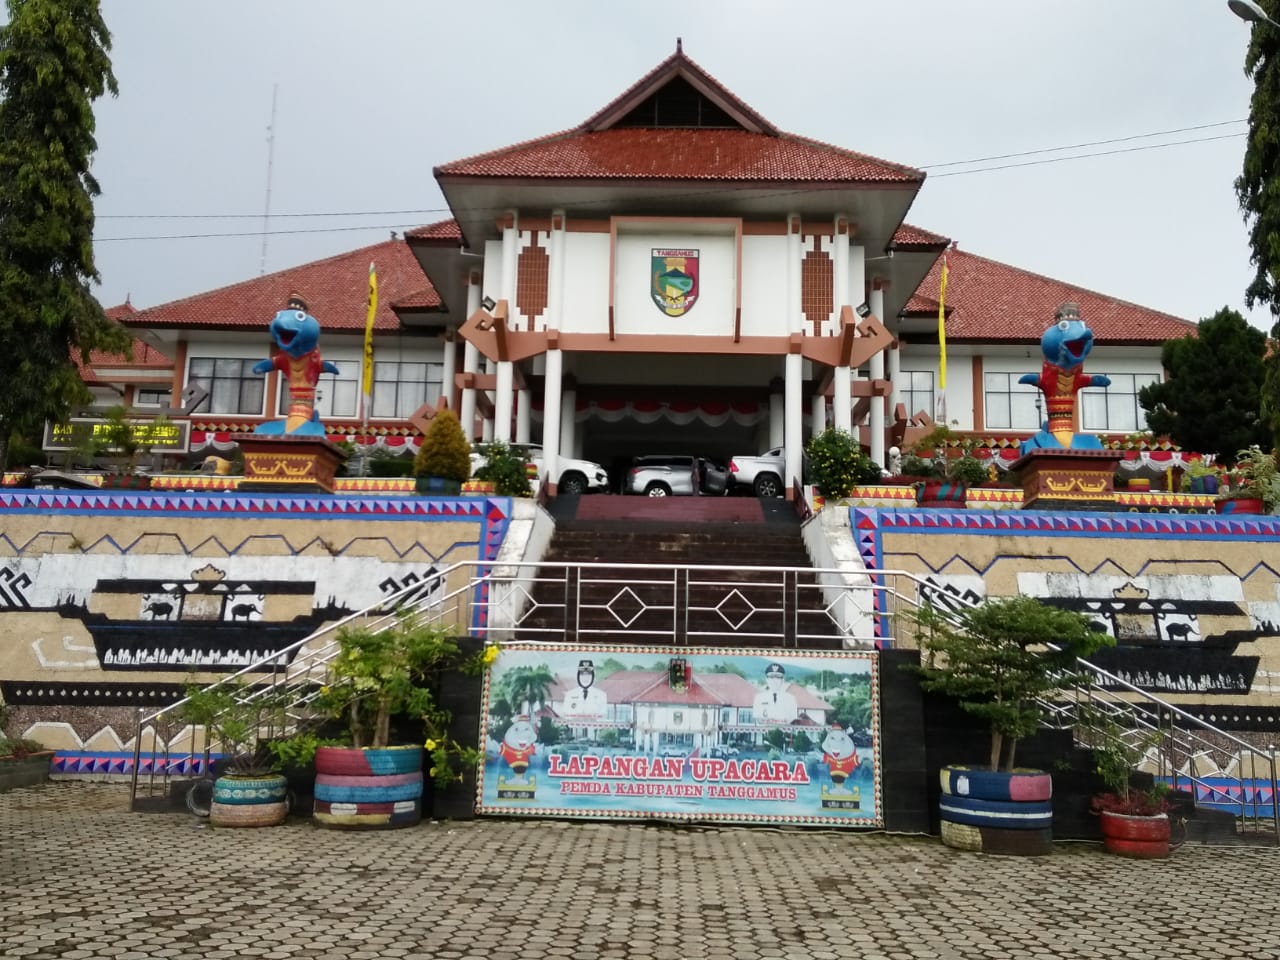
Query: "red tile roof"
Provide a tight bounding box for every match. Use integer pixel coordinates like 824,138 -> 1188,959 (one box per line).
436,127 -> 922,184
436,47 -> 921,186
694,672 -> 760,707
907,246 -> 1196,344
891,223 -> 951,249
77,304 -> 172,381
598,670 -> 725,706
120,239 -> 436,332
404,219 -> 462,241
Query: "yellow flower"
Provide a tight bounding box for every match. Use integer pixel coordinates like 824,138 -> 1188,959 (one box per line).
482,645 -> 499,665
429,767 -> 437,777
425,739 -> 437,751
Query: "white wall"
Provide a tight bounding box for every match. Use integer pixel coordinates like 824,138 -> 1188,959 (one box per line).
741,235 -> 788,336
613,232 -> 736,336
560,233 -> 612,334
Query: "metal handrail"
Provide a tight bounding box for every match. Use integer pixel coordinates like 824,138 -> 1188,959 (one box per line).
128,557 -> 1279,840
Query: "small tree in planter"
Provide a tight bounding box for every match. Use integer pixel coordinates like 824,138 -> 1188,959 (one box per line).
806,428 -> 882,499
908,595 -> 1113,854
909,425 -> 991,507
472,441 -> 532,497
178,679 -> 290,827
412,408 -> 471,494
1087,717 -> 1173,859
1216,446 -> 1280,515
305,614 -> 494,828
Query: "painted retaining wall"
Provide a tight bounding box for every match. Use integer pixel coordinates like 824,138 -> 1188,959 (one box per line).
0,489 -> 511,775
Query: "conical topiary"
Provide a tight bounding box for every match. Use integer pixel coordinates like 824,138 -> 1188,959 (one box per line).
413,408 -> 471,483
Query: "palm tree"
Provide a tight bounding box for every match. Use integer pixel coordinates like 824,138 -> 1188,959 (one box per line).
502,665 -> 555,717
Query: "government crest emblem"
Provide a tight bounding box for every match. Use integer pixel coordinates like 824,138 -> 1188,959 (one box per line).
651,248 -> 699,317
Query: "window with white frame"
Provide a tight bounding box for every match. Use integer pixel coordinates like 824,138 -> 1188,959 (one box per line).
188,358 -> 265,416
1079,373 -> 1161,433
983,373 -> 1042,430
899,370 -> 935,420
277,359 -> 359,419
370,361 -> 443,419
133,388 -> 171,408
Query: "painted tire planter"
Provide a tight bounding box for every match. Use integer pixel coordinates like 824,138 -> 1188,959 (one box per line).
210,799 -> 289,828
938,765 -> 1053,856
208,773 -> 289,828
1099,811 -> 1171,859
1215,496 -> 1265,515
313,746 -> 424,829
940,765 -> 1052,802
914,480 -> 968,509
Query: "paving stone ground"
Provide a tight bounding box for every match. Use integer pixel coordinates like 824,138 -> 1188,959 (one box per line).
3,782 -> 1280,960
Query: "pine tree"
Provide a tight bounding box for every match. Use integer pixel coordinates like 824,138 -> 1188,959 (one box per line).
0,0 -> 129,470
1138,308 -> 1269,459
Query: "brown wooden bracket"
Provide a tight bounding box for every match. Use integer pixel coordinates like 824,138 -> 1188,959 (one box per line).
455,371 -> 498,392
802,308 -> 894,369
460,298 -> 550,365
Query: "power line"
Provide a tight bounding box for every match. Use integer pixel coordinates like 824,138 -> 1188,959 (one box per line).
93,125 -> 1249,242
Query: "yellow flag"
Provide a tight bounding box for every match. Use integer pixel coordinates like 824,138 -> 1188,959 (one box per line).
937,255 -> 949,392
361,262 -> 378,402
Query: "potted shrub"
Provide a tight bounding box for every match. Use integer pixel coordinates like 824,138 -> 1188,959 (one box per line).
412,408 -> 471,495
1088,722 -> 1173,859
1215,446 -> 1280,515
470,441 -> 532,497
908,595 -> 1114,855
909,425 -> 991,508
0,735 -> 53,793
1181,459 -> 1222,496
177,679 -> 290,827
806,428 -> 883,500
307,614 -> 493,829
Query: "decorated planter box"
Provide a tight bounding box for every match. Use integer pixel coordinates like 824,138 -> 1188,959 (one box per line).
0,753 -> 53,793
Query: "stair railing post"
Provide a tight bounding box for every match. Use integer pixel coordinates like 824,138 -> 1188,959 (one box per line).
128,706 -> 145,811
783,568 -> 797,648
1271,743 -> 1279,845
674,565 -> 688,646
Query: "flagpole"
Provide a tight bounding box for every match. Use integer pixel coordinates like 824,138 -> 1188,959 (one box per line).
360,262 -> 378,477
937,254 -> 949,425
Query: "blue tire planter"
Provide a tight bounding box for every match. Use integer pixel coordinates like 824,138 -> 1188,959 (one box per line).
209,773 -> 289,827
938,765 -> 1054,856
940,765 -> 1052,803
313,746 -> 425,830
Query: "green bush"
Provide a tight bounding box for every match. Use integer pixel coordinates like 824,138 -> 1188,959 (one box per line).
806,428 -> 880,498
473,441 -> 532,497
413,409 -> 471,483
369,456 -> 414,478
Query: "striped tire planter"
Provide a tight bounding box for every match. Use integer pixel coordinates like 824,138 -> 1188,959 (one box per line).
313,746 -> 425,830
315,745 -> 423,776
314,798 -> 423,829
940,765 -> 1052,803
914,480 -> 968,509
211,774 -> 289,805
210,799 -> 288,828
939,793 -> 1054,830
940,819 -> 1054,856
1100,811 -> 1171,859
939,767 -> 1054,856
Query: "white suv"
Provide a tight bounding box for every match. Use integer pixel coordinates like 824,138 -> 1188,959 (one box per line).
470,443 -> 610,495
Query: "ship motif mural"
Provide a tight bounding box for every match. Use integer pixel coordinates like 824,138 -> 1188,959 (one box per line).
50,563 -> 354,671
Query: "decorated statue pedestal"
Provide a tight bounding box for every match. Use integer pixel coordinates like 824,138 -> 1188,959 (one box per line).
1012,448 -> 1124,511
234,434 -> 347,493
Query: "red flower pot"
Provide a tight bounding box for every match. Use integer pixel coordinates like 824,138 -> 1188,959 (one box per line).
914,480 -> 968,509
1215,496 -> 1265,515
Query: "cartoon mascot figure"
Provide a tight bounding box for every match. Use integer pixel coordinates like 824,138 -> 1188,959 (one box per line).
499,715 -> 538,783
252,292 -> 340,436
821,724 -> 860,793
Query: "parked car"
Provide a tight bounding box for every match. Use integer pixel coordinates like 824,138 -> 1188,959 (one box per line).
471,443 -> 610,495
727,446 -> 797,498
625,454 -> 730,497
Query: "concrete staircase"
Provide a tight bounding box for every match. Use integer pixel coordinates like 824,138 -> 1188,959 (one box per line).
525,496 -> 843,648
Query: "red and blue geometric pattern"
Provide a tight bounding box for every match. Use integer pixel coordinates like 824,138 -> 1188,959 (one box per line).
50,751 -> 214,776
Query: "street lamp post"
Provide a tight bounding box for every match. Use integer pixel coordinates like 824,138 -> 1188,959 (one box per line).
1229,0 -> 1280,30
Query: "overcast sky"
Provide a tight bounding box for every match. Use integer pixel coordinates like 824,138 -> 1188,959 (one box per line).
81,0 -> 1271,331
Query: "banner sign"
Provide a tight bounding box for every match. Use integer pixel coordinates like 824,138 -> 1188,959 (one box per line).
477,644 -> 880,826
43,418 -> 190,453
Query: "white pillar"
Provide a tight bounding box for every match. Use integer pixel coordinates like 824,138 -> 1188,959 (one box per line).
784,215 -> 803,495
888,340 -> 902,425
785,354 -> 803,495
494,211 -> 519,445
460,275 -> 482,441
832,216 -> 851,433
441,334 -> 457,410
516,387 -> 531,443
543,350 -> 563,491
869,286 -> 887,467
833,367 -> 851,433
482,357 -> 495,442
811,391 -> 826,436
